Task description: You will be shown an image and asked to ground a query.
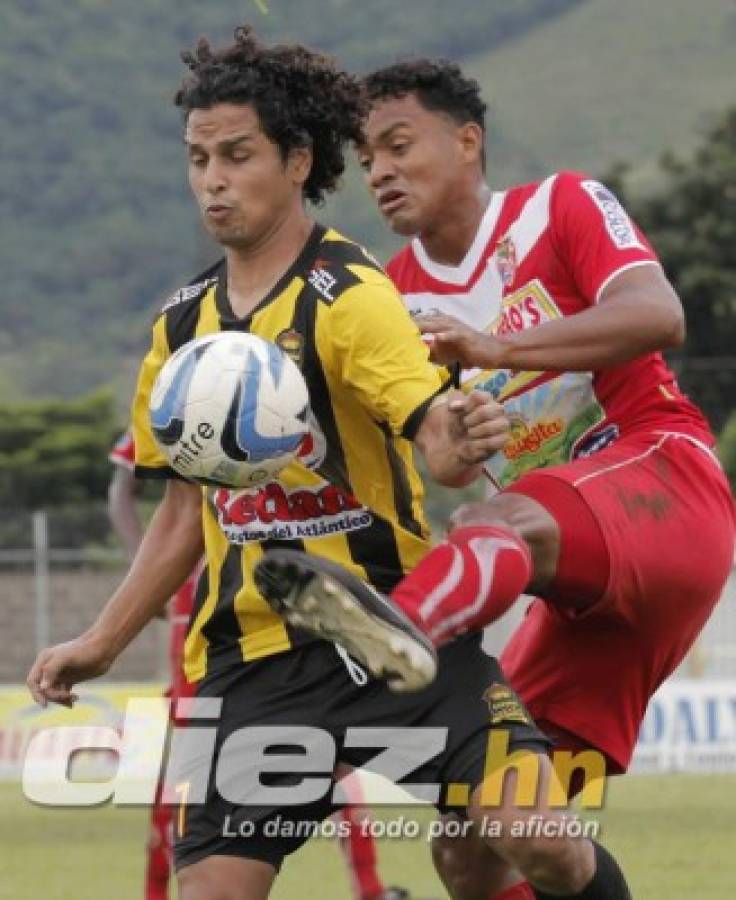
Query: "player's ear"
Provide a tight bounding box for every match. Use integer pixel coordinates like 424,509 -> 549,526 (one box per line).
288,143 -> 313,187
458,122 -> 484,166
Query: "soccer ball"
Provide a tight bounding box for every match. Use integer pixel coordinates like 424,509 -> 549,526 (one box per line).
149,332 -> 310,487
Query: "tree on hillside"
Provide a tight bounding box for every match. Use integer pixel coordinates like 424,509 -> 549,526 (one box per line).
0,390 -> 120,509
609,108 -> 736,431
718,411 -> 736,491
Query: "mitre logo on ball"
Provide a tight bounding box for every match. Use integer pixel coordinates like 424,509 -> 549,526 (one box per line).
149,332 -> 310,488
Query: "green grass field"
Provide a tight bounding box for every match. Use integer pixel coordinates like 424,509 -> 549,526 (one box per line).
1,774 -> 734,899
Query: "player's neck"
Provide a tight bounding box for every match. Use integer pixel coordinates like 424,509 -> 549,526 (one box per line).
225,209 -> 314,319
418,182 -> 492,267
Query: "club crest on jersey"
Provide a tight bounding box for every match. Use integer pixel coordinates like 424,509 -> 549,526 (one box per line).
494,236 -> 517,287
482,683 -> 531,726
276,328 -> 304,369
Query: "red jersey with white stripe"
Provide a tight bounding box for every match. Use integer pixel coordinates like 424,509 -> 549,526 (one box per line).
387,171 -> 712,487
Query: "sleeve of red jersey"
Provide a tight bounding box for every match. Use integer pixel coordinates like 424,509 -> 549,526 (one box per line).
109,430 -> 136,471
550,171 -> 661,304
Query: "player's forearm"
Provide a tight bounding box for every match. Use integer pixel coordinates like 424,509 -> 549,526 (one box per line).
415,394 -> 496,488
424,447 -> 483,488
495,294 -> 684,372
88,481 -> 203,662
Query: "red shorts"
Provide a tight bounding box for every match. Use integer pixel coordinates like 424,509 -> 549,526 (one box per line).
500,431 -> 735,773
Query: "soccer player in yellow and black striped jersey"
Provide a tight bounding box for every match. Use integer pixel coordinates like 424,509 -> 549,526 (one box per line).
28,26 -> 550,898
132,224 -> 446,685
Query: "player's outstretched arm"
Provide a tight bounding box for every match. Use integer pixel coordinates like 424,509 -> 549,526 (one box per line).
414,389 -> 509,488
419,265 -> 685,373
27,479 -> 203,707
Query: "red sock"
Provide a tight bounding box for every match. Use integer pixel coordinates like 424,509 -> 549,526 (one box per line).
338,779 -> 384,900
492,883 -> 535,899
144,799 -> 172,900
391,526 -> 532,646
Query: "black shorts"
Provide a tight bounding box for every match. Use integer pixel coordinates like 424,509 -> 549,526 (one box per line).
173,634 -> 549,871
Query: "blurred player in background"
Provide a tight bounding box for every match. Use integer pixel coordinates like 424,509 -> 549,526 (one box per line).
109,431 -> 414,900
279,59 -> 734,899
109,430 -> 198,900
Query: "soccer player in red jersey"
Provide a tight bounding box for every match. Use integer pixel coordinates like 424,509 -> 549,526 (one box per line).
355,57 -> 733,771
362,60 -> 734,899
259,60 -> 733,899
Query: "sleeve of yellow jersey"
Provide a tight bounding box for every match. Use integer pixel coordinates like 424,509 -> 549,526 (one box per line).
320,272 -> 444,439
130,314 -> 178,478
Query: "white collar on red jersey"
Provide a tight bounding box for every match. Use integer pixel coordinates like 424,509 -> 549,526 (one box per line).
411,190 -> 505,285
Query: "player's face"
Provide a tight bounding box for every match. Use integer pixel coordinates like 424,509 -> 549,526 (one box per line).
358,94 -> 474,236
185,103 -> 309,249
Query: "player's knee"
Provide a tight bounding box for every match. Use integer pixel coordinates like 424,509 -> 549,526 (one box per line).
432,834 -> 463,896
493,833 -> 589,892
178,860 -> 272,900
449,495 -> 559,584
431,826 -> 515,900
178,881 -> 250,900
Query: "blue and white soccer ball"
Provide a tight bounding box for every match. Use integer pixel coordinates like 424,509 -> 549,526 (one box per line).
149,332 -> 310,487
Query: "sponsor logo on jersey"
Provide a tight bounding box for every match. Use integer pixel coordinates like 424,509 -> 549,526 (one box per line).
212,482 -> 372,544
503,418 -> 564,461
494,279 -> 560,336
467,281 -> 562,401
161,277 -> 219,312
494,235 -> 517,287
581,180 -> 643,250
482,683 -> 531,726
407,305 -> 443,319
574,423 -> 620,459
308,263 -> 337,301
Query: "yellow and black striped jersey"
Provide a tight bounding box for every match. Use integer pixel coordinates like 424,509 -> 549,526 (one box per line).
132,224 -> 444,681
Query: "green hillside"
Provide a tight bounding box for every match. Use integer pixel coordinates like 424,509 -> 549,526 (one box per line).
1,0 -> 733,403
465,0 -> 736,189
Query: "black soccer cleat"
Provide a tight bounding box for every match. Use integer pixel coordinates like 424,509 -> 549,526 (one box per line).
377,888 -> 442,900
254,550 -> 437,692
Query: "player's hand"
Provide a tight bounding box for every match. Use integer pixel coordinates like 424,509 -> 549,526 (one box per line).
448,389 -> 509,464
417,314 -> 506,369
27,634 -> 113,708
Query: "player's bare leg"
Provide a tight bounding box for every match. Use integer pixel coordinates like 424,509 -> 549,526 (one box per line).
177,855 -> 276,900
431,820 -> 527,899
448,493 -> 560,594
467,752 -> 629,899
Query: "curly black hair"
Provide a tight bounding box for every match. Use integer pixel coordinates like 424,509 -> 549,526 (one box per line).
363,58 -> 486,131
175,26 -> 367,205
